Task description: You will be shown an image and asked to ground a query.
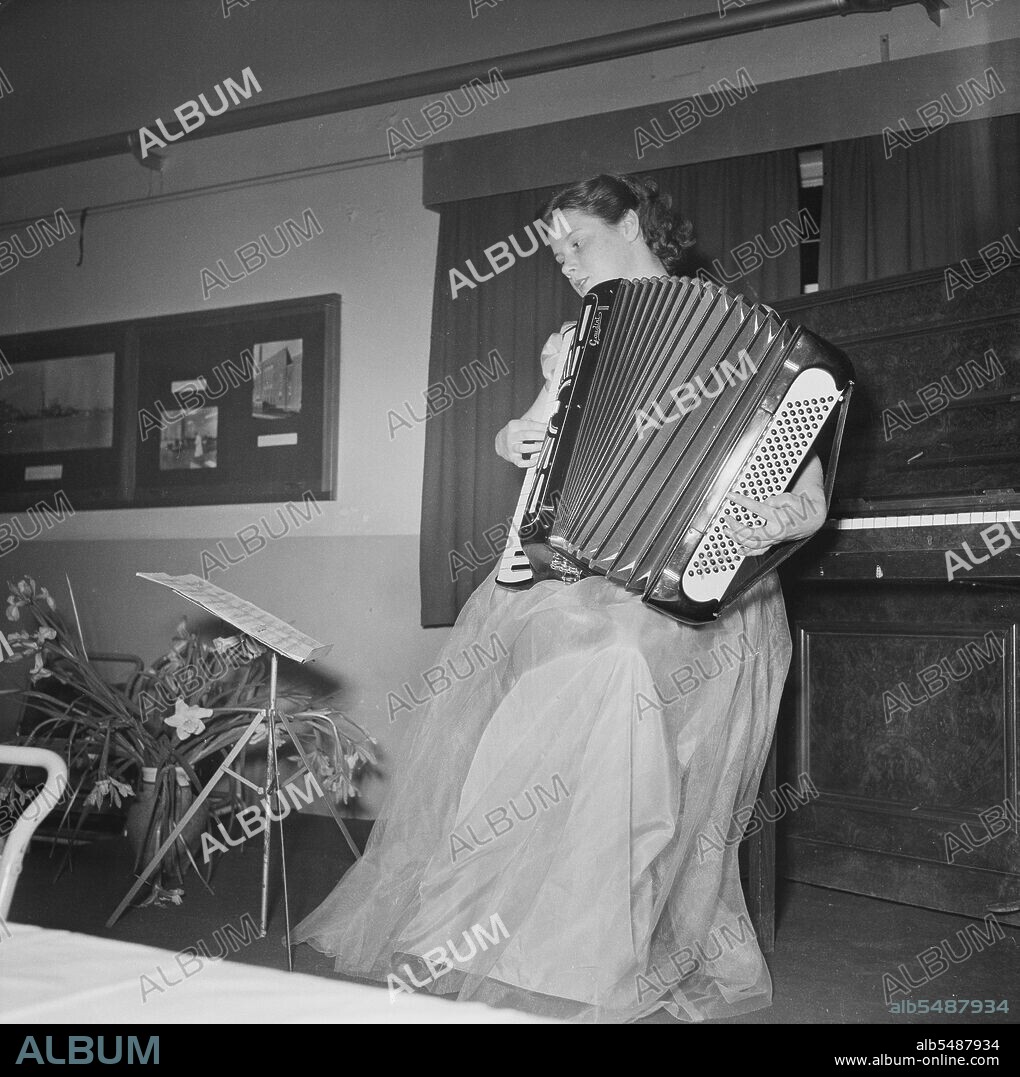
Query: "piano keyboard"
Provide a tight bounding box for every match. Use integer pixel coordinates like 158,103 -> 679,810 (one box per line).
830,510 -> 1020,530
801,507 -> 1020,582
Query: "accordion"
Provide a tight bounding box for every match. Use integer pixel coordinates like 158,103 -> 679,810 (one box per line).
496,275 -> 854,624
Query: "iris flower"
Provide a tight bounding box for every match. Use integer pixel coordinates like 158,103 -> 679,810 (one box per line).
85,777 -> 134,808
29,652 -> 50,681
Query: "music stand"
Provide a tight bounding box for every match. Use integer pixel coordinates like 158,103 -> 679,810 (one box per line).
105,574 -> 361,971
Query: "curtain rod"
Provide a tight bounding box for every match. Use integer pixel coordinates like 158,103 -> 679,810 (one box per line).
0,148 -> 419,236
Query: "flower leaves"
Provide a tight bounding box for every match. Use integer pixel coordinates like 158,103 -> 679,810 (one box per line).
2,574 -> 378,894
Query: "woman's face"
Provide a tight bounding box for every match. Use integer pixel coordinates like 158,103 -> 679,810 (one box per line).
549,208 -> 652,296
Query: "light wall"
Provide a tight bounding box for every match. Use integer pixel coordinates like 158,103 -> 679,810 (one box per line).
0,160 -> 437,815
0,0 -> 1015,814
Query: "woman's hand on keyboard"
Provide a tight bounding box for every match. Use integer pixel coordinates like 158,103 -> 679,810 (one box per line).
496,419 -> 547,468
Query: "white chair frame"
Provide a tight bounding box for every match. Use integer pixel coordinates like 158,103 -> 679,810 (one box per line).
0,746 -> 69,920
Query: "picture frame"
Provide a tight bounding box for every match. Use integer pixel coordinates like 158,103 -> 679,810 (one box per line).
0,294 -> 340,511
0,324 -> 130,512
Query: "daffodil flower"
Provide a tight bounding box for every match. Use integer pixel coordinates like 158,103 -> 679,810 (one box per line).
164,699 -> 213,740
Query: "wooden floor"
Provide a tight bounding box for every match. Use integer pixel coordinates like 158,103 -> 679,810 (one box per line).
9,815 -> 1017,1025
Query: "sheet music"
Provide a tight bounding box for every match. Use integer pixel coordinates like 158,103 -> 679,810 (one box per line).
136,573 -> 331,663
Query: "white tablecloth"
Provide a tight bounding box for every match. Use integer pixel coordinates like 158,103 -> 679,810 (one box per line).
0,924 -> 558,1024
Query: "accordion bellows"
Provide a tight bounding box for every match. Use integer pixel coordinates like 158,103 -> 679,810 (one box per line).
497,276 -> 854,624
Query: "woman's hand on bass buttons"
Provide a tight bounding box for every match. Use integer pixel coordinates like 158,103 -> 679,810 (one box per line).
723,489 -> 826,555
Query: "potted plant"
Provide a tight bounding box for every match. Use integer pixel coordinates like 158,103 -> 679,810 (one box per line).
0,576 -> 376,906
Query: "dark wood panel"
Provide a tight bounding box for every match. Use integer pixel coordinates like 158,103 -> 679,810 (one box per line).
774,257 -> 1020,917
779,262 -> 1020,505
802,625 -> 1007,810
777,260 -> 1020,342
779,575 -> 1019,918
787,840 -> 1020,930
745,738 -> 777,954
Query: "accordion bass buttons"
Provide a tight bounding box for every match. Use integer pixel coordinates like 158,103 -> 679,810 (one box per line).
681,368 -> 844,606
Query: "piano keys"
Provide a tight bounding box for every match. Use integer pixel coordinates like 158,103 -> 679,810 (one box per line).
830,510 -> 1020,529
805,504 -> 1020,582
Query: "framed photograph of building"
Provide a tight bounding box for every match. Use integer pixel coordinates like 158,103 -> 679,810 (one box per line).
251,339 -> 303,421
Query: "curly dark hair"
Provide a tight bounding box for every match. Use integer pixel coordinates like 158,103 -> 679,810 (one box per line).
540,173 -> 695,276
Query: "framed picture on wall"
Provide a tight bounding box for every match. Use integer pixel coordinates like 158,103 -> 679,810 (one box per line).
0,323 -> 131,513
132,296 -> 339,507
0,294 -> 340,511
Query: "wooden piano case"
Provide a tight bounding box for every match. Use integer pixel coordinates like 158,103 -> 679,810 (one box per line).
774,261 -> 1020,925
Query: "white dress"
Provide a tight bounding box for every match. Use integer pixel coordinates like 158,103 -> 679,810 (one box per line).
293,326 -> 793,1022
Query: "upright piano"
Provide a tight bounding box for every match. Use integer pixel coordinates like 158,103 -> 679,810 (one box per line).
774,259 -> 1020,925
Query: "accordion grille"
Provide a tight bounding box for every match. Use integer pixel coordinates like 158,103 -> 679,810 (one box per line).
551,277 -> 791,586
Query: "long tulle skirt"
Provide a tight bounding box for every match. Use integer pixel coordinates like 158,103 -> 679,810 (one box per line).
293,568 -> 792,1022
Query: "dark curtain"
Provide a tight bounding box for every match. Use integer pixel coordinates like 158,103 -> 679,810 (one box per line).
661,150 -> 803,305
819,113 -> 1020,290
418,185 -> 577,627
420,150 -> 803,626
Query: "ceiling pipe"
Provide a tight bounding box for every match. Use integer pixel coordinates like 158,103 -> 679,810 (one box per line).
0,0 -> 946,179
